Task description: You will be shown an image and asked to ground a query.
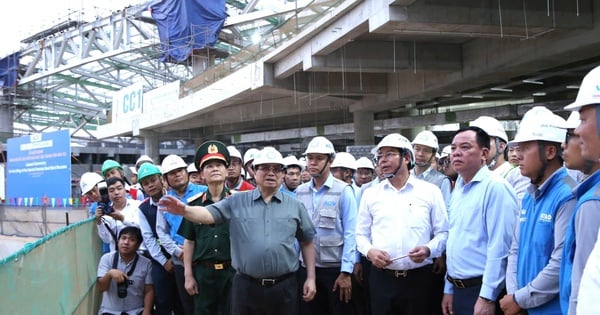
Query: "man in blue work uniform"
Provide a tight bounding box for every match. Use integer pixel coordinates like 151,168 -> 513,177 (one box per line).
157,154 -> 207,315
499,106 -> 576,315
296,136 -> 358,315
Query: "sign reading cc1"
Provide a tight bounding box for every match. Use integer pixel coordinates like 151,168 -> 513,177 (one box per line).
112,83 -> 144,122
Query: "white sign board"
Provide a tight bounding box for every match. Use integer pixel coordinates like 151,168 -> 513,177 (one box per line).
112,83 -> 144,122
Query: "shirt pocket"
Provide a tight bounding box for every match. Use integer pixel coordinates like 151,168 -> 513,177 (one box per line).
317,234 -> 344,263
318,208 -> 337,229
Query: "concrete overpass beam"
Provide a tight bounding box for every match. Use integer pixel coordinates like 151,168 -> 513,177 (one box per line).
304,41 -> 462,73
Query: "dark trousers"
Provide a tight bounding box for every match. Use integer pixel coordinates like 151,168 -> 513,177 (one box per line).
192,264 -> 235,315
150,259 -> 183,315
231,273 -> 298,315
354,255 -> 372,315
452,283 -> 504,315
298,266 -> 356,315
369,264 -> 434,315
174,264 -> 195,315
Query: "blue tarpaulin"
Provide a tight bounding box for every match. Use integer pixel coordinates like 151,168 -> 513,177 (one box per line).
150,0 -> 227,62
0,52 -> 20,88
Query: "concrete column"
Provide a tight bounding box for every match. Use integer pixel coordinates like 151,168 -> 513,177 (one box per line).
353,111 -> 374,145
0,104 -> 14,141
140,130 -> 160,164
192,53 -> 216,76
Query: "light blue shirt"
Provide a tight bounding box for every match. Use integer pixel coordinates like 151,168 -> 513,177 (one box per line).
162,183 -> 207,245
445,166 -> 518,300
304,174 -> 358,273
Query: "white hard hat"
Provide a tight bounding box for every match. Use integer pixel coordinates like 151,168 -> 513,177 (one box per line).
564,111 -> 581,129
187,163 -> 198,173
356,157 -> 374,170
331,152 -> 357,170
470,116 -> 508,143
282,155 -> 303,169
298,157 -> 307,169
440,145 -> 452,159
80,172 -> 104,195
565,65 -> 600,111
253,147 -> 285,166
129,166 -> 137,175
510,106 -> 567,144
376,133 -> 415,166
412,130 -> 439,150
243,148 -> 259,166
135,155 -> 153,168
304,136 -> 336,155
161,155 -> 187,174
227,146 -> 243,162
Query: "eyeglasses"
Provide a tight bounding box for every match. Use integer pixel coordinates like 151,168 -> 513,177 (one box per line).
256,165 -> 284,174
565,131 -> 577,143
375,151 -> 401,161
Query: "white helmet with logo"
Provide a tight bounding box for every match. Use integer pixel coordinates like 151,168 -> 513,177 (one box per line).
356,157 -> 374,170
439,145 -> 452,159
283,155 -> 302,169
376,133 -> 415,168
243,148 -> 259,166
80,172 -> 104,195
161,155 -> 187,174
227,146 -> 243,162
470,116 -> 508,143
304,136 -> 336,156
331,152 -> 357,170
509,106 -> 567,144
253,147 -> 285,166
565,65 -> 600,111
187,163 -> 199,174
412,130 -> 439,151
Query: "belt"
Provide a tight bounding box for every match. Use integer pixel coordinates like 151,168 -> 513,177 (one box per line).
446,275 -> 483,288
193,260 -> 232,270
379,264 -> 430,278
237,272 -> 294,287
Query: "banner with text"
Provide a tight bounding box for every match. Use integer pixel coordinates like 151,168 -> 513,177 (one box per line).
6,130 -> 72,207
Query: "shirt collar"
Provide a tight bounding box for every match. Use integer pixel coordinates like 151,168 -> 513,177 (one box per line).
309,172 -> 334,191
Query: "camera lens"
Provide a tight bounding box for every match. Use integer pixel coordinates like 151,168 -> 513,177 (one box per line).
117,282 -> 128,298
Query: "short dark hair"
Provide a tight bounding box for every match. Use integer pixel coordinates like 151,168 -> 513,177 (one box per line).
118,226 -> 142,243
106,176 -> 126,187
453,126 -> 491,150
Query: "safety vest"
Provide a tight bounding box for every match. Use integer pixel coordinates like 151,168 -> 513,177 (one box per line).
296,177 -> 347,267
559,170 -> 600,315
517,168 -> 575,315
138,198 -> 171,260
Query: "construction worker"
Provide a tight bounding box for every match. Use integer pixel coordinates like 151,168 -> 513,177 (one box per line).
243,147 -> 259,186
178,140 -> 235,315
136,163 -> 182,315
500,106 -> 576,315
354,157 -> 374,188
157,154 -> 207,315
296,136 -> 358,315
330,152 -> 360,195
282,155 -> 303,194
226,146 -> 255,191
101,159 -> 144,201
559,65 -> 600,314
470,117 -> 512,176
187,163 -> 204,185
411,130 -> 452,207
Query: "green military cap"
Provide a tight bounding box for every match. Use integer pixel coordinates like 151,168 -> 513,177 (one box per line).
195,140 -> 231,170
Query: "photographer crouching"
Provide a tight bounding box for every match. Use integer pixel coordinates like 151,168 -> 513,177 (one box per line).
97,226 -> 154,315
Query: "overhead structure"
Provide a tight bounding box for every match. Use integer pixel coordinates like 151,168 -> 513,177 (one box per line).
3,0 -> 600,152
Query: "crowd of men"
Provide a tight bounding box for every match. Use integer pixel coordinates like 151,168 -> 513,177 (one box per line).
80,65 -> 600,315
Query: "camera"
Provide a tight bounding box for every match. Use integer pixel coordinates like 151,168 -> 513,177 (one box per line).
117,281 -> 128,298
97,181 -> 114,215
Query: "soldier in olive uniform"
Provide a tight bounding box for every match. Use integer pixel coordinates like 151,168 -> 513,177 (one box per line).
178,140 -> 234,315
